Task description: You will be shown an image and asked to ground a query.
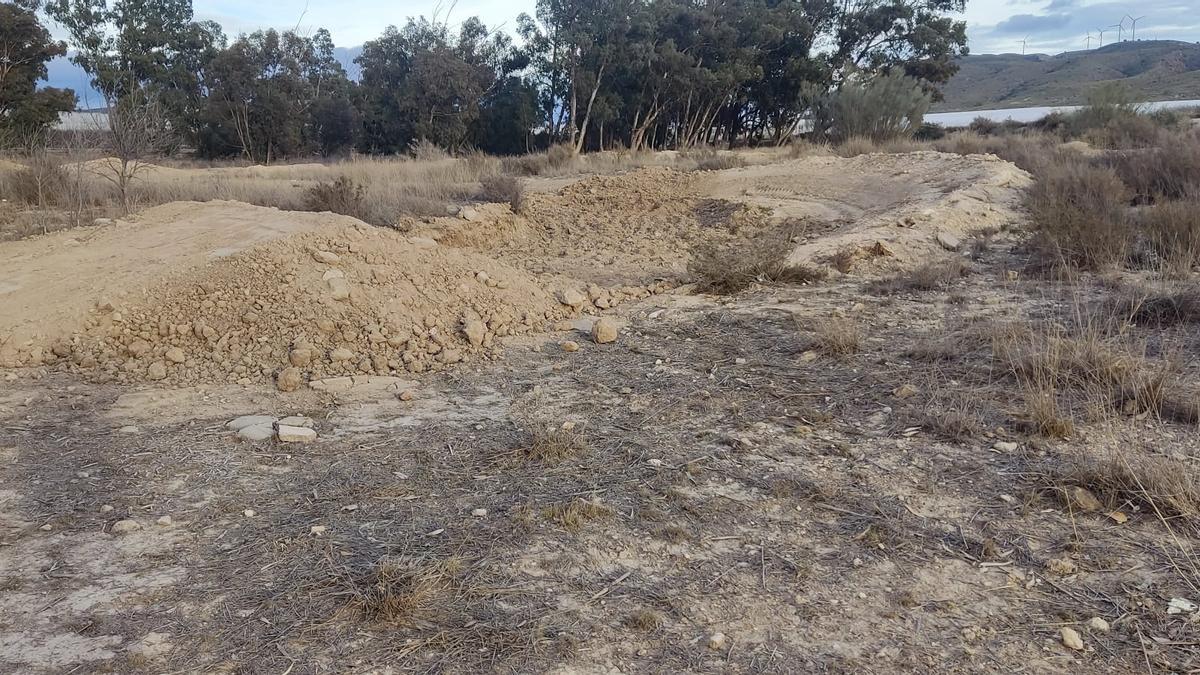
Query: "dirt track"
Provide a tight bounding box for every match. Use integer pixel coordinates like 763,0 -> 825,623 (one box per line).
4,151 -> 1193,673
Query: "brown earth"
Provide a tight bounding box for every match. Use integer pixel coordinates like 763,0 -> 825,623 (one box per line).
9,150 -> 1194,673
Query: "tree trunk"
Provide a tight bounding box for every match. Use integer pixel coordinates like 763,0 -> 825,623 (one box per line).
573,60 -> 605,155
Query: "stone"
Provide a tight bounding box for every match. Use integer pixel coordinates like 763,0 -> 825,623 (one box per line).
313,250 -> 340,264
330,347 -> 355,362
1060,627 -> 1084,651
992,441 -> 1019,452
463,319 -> 487,346
892,383 -> 919,399
1087,617 -> 1110,632
558,288 -> 588,309
127,339 -> 151,357
276,367 -> 303,392
708,632 -> 727,650
156,515 -> 173,526
289,347 -> 313,367
561,341 -> 580,352
99,504 -> 114,513
439,349 -> 463,364
309,376 -> 354,392
237,423 -> 275,442
164,347 -> 185,364
111,519 -> 142,534
278,415 -> 314,428
328,277 -> 351,301
310,525 -> 328,536
591,317 -> 618,344
226,415 -> 277,431
398,390 -> 415,401
322,269 -> 344,281
936,232 -> 962,251
459,205 -> 481,221
118,425 -> 140,434
471,508 -> 488,517
277,425 -> 317,443
1067,486 -> 1103,512
144,360 -> 167,381
243,509 -> 256,517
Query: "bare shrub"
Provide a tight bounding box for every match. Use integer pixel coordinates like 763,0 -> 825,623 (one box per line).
544,498 -> 611,531
1135,200 -> 1200,276
305,176 -> 368,219
867,258 -> 968,295
809,318 -> 861,357
479,174 -> 524,213
684,147 -> 746,171
1106,132 -> 1200,201
10,153 -> 66,207
1110,283 -> 1200,326
524,425 -> 587,463
408,139 -> 448,161
1056,449 -> 1200,522
690,232 -> 827,294
342,556 -> 463,626
1025,160 -> 1130,270
835,136 -> 878,157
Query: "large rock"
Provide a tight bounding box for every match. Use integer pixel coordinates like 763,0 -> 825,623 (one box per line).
936,232 -> 962,252
313,250 -> 340,264
226,415 -> 276,431
276,367 -> 303,392
558,288 -> 588,309
276,425 -> 317,443
146,361 -> 167,380
237,423 -> 275,441
463,319 -> 487,346
591,317 -> 618,344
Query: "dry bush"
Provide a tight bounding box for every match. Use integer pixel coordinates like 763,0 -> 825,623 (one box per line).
690,232 -> 827,294
934,132 -> 1057,175
1134,200 -> 1200,277
10,154 -> 66,207
305,175 -> 367,218
1109,283 -> 1200,326
835,136 -> 879,157
809,317 -> 861,356
342,556 -> 463,626
683,147 -> 746,171
624,610 -> 663,632
544,498 -> 611,531
992,320 -> 1195,430
1106,132 -> 1200,202
1056,449 -> 1200,522
524,425 -> 588,463
1025,160 -> 1130,270
479,174 -> 525,213
409,138 -> 449,161
867,258 -> 968,295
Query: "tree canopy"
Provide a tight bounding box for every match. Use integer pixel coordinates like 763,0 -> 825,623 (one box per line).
0,1 -> 75,141
33,0 -> 969,158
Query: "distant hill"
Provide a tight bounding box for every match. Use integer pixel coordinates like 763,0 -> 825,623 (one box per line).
936,40 -> 1200,112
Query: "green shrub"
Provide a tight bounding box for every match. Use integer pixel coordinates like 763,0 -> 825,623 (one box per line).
813,72 -> 932,144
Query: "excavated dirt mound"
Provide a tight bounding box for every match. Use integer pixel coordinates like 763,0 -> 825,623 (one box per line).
0,201 -> 669,386
700,151 -> 1032,272
415,167 -> 773,284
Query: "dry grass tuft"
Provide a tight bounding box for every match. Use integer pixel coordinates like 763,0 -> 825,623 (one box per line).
544,498 -> 611,531
479,174 -> 525,214
624,609 -> 663,632
868,258 -> 969,295
342,556 -> 464,626
304,176 -> 370,221
524,426 -> 588,463
690,231 -> 827,294
1026,160 -> 1130,271
1136,200 -> 1200,277
1110,283 -> 1200,326
1055,449 -> 1200,522
809,317 -> 862,357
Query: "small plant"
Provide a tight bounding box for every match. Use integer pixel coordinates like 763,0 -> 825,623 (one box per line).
867,258 -> 968,295
690,234 -> 826,294
343,556 -> 463,626
524,425 -> 587,462
305,175 -> 367,218
544,498 -> 611,531
479,174 -> 525,214
1025,159 -> 1130,270
810,317 -> 861,357
624,609 -> 663,632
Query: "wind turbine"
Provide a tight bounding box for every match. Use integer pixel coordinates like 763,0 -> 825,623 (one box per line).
1084,31 -> 1094,50
1126,15 -> 1146,41
1021,35 -> 1030,55
1112,20 -> 1125,43
1096,27 -> 1108,47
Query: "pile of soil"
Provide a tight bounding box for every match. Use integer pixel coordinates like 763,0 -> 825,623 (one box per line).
0,202 -> 669,386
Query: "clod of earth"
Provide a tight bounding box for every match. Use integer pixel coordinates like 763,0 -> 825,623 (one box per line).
591,317 -> 619,344
1061,627 -> 1084,651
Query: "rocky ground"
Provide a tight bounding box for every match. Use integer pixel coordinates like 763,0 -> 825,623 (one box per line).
1,151 -> 1198,673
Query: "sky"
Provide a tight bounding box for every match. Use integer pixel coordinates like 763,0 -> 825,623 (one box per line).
182,0 -> 1198,55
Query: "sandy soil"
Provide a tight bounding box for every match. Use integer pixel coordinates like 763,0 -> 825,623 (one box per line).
1,150 -> 1196,673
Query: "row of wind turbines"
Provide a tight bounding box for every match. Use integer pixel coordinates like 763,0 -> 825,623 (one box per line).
1082,15 -> 1147,50
1017,15 -> 1148,55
